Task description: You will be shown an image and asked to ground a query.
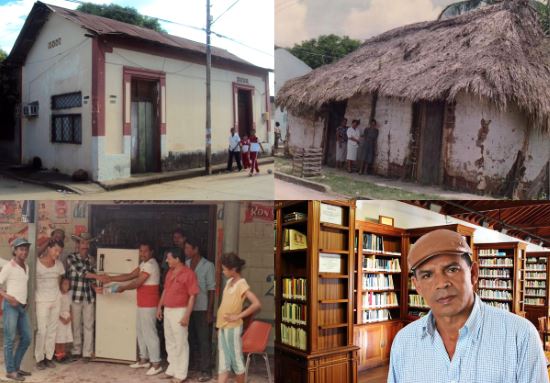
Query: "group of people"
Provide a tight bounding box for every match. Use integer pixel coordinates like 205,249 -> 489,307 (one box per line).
336,117 -> 379,174
227,128 -> 265,176
0,228 -> 261,383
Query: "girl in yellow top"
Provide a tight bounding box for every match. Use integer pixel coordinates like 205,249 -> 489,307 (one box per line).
216,253 -> 261,383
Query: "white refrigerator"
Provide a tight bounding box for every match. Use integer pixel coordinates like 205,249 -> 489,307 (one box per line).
95,248 -> 139,362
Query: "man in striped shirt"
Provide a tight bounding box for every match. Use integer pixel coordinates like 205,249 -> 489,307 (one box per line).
389,229 -> 548,383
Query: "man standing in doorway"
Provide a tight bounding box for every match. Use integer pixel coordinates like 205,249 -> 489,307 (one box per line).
104,241 -> 162,376
185,239 -> 215,382
0,238 -> 33,381
227,128 -> 242,172
65,233 -> 104,362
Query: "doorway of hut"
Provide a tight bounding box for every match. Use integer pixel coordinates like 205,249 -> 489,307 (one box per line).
130,79 -> 161,174
412,100 -> 445,185
323,101 -> 347,167
237,88 -> 254,138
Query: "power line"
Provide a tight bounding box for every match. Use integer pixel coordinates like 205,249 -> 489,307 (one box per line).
212,0 -> 241,25
211,30 -> 274,57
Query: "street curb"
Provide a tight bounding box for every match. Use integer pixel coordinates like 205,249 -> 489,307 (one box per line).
0,157 -> 275,194
274,171 -> 332,193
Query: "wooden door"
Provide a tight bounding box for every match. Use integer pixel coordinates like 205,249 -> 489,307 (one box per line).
415,101 -> 445,185
358,323 -> 383,369
237,89 -> 253,138
381,321 -> 402,361
324,101 -> 347,167
131,80 -> 160,174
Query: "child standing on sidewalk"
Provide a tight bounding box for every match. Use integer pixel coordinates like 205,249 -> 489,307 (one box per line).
240,134 -> 250,170
54,278 -> 73,363
216,253 -> 261,383
248,129 -> 264,177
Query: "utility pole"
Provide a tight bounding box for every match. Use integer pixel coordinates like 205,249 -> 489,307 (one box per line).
205,0 -> 212,174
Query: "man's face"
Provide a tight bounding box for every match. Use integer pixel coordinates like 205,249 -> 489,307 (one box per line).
184,243 -> 195,259
412,253 -> 478,320
139,245 -> 153,262
342,119 -> 348,126
172,233 -> 186,248
14,245 -> 30,262
49,244 -> 62,259
165,252 -> 179,269
77,240 -> 90,256
53,231 -> 65,242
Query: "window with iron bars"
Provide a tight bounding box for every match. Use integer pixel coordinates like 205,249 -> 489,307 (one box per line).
51,114 -> 82,144
51,92 -> 82,110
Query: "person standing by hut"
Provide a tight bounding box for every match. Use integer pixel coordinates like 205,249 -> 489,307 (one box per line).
335,118 -> 348,169
359,119 -> 379,175
346,119 -> 361,173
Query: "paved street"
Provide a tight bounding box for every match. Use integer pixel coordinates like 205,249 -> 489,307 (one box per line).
275,179 -> 343,200
0,164 -> 274,200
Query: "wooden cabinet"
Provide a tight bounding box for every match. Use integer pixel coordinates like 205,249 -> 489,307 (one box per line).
354,320 -> 402,371
524,251 -> 550,326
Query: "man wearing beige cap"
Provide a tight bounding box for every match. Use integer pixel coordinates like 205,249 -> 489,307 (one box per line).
388,229 -> 548,383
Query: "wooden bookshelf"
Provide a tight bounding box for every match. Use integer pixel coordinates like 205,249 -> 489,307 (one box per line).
523,251 -> 550,326
474,242 -> 527,314
353,221 -> 404,371
403,224 -> 476,322
275,201 -> 358,383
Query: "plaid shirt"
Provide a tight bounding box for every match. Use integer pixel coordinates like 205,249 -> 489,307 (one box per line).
66,252 -> 96,304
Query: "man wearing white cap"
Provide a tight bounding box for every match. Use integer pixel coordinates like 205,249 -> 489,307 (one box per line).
388,229 -> 548,383
0,238 -> 33,381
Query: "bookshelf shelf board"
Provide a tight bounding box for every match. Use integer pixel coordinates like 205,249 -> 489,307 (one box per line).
362,269 -> 401,274
277,341 -> 308,355
319,299 -> 349,304
318,273 -> 349,279
479,265 -> 514,269
360,250 -> 402,257
525,304 -> 546,307
319,323 -> 348,330
281,320 -> 307,328
362,288 -> 399,293
525,269 -> 547,272
478,287 -> 512,291
282,219 -> 308,227
526,278 -> 547,281
282,249 -> 307,254
320,222 -> 349,231
478,255 -> 514,258
318,249 -> 349,255
525,295 -> 546,298
480,298 -> 512,302
362,305 -> 400,311
281,297 -> 307,304
479,276 -> 512,280
408,305 -> 430,309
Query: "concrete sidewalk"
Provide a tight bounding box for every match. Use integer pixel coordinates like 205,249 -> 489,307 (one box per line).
0,157 -> 274,195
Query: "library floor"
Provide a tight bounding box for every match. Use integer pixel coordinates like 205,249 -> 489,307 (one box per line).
358,365 -> 389,383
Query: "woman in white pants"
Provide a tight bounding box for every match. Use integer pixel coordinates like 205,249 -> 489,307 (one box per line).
157,248 -> 199,383
35,240 -> 65,369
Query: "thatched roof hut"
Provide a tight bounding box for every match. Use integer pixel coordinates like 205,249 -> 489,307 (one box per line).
277,0 -> 550,134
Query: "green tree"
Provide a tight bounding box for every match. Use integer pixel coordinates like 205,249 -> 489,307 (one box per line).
0,49 -> 7,63
288,34 -> 361,69
76,2 -> 165,33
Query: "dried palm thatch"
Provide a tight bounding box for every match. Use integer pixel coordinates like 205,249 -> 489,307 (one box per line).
277,0 -> 550,134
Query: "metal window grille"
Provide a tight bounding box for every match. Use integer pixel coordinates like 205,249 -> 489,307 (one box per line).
51,115 -> 82,144
51,92 -> 82,110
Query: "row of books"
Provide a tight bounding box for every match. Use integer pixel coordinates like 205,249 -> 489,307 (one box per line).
282,278 -> 307,301
363,274 -> 395,290
525,264 -> 547,271
526,272 -> 547,280
283,212 -> 306,223
479,290 -> 512,300
409,294 -> 429,308
358,233 -> 401,255
526,280 -> 546,288
363,309 -> 393,323
525,288 -> 546,297
363,292 -> 398,309
479,269 -> 511,278
362,257 -> 401,272
281,324 -> 307,351
525,297 -> 545,306
283,229 -> 307,251
479,279 -> 512,289
408,310 -> 428,318
479,258 -> 513,267
281,302 -> 307,325
486,301 -> 510,311
527,257 -> 547,264
478,249 -> 507,257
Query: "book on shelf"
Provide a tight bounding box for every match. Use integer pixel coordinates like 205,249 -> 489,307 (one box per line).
479,249 -> 508,257
282,302 -> 307,325
408,310 -> 428,318
479,269 -> 512,278
360,233 -> 401,256
479,289 -> 512,300
283,229 -> 307,251
362,257 -> 401,272
363,309 -> 392,323
283,212 -> 307,223
525,297 -> 546,306
281,323 -> 307,350
486,301 -> 510,311
526,280 -> 546,288
479,279 -> 512,289
363,292 -> 398,309
526,272 -> 547,279
479,258 -> 513,267
525,264 -> 547,271
409,294 -> 429,308
282,277 -> 307,301
525,288 -> 546,297
363,273 -> 395,290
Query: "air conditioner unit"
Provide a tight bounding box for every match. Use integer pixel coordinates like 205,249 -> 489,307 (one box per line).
23,102 -> 39,118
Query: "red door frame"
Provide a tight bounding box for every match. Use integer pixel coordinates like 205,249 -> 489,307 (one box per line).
232,82 -> 255,136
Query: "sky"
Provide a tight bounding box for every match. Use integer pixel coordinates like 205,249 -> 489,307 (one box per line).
0,0 -> 274,69
276,0 -> 462,47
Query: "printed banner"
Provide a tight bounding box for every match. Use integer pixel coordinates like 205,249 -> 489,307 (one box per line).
243,203 -> 274,223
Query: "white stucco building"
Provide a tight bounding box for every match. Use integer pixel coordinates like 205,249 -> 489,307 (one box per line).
8,2 -> 271,181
